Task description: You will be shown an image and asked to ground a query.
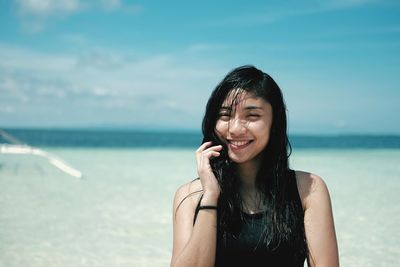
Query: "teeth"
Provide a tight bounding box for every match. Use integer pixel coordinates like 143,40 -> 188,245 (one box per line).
230,140 -> 251,146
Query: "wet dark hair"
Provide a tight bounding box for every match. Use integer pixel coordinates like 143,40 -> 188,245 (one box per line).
202,65 -> 307,259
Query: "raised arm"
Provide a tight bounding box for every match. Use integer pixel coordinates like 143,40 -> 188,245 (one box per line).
300,173 -> 339,267
170,142 -> 222,267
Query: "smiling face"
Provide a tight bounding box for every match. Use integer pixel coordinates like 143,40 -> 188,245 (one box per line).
215,89 -> 273,165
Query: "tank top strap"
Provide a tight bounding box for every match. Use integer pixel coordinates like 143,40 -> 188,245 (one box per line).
193,193 -> 204,226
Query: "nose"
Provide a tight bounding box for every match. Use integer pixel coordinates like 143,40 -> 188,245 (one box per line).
228,118 -> 247,137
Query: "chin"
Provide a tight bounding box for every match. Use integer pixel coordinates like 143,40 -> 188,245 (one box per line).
228,154 -> 250,164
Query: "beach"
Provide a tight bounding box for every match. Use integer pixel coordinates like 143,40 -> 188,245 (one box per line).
1,147 -> 399,266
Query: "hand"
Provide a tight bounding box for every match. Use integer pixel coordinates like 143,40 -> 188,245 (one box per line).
196,142 -> 222,202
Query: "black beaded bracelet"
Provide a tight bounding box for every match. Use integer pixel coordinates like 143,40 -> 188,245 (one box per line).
198,205 -> 218,210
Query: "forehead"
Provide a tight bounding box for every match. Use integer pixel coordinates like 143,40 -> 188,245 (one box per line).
221,89 -> 268,109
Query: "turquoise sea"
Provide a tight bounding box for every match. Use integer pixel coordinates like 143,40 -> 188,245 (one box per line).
1,129 -> 399,266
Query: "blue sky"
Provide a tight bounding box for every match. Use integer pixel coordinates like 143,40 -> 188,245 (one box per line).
0,0 -> 399,134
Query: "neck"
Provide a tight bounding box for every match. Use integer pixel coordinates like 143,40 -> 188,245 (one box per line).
237,159 -> 266,214
237,158 -> 261,191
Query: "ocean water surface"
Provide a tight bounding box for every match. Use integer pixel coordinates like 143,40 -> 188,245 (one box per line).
0,129 -> 399,266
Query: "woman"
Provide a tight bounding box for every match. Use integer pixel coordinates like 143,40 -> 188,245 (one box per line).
170,66 -> 339,267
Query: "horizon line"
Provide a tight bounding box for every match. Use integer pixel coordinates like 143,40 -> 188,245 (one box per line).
1,126 -> 400,137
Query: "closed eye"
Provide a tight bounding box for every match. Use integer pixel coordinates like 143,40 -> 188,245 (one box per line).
248,114 -> 261,118
218,112 -> 231,120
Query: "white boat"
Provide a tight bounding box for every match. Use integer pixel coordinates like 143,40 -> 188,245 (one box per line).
0,129 -> 83,178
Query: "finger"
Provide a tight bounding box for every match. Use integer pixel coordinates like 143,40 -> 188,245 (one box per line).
196,146 -> 222,162
204,150 -> 221,157
202,145 -> 223,154
209,151 -> 221,158
197,143 -> 222,155
198,151 -> 221,163
196,141 -> 213,152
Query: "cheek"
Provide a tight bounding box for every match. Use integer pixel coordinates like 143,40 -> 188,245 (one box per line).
251,121 -> 271,141
214,121 -> 229,143
215,120 -> 228,135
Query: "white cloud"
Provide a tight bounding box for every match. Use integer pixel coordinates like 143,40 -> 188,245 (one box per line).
16,0 -> 81,16
101,0 -> 122,10
185,43 -> 227,53
313,0 -> 384,9
209,0 -> 396,27
0,42 -> 224,128
75,50 -> 129,70
15,0 -> 141,15
0,75 -> 30,103
14,0 -> 143,33
0,43 -> 76,72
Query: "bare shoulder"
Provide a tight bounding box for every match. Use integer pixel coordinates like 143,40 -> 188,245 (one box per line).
294,170 -> 330,209
173,178 -> 204,215
295,171 -> 339,265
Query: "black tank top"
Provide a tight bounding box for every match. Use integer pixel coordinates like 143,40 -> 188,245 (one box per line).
213,211 -> 306,266
193,176 -> 307,266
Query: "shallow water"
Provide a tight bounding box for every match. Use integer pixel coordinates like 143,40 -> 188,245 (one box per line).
0,148 -> 399,266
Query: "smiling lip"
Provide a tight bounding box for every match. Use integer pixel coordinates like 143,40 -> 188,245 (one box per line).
228,140 -> 253,150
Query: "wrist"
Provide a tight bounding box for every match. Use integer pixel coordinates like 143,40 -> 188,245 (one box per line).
201,191 -> 220,206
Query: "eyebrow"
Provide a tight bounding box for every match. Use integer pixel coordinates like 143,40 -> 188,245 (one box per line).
244,106 -> 263,110
220,106 -> 263,111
